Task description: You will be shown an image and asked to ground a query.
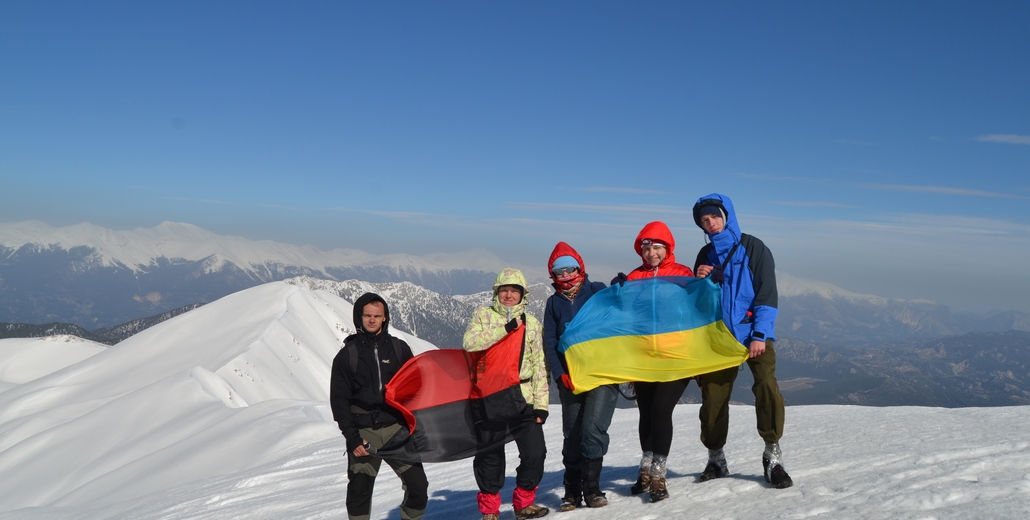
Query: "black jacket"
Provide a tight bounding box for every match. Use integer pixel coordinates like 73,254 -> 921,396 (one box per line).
329,292 -> 415,452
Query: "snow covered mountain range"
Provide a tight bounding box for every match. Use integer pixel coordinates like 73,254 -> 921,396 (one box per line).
0,281 -> 1028,519
0,220 -> 506,327
2,220 -> 1027,341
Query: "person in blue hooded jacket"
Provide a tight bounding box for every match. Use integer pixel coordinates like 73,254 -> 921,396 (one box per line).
691,193 -> 793,489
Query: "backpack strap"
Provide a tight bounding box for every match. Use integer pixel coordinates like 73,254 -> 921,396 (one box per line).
390,336 -> 407,364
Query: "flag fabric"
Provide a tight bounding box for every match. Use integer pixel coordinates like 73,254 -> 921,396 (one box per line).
374,326 -> 536,463
558,276 -> 749,393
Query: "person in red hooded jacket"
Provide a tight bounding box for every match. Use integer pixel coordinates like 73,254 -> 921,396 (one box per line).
612,221 -> 695,503
542,242 -> 616,511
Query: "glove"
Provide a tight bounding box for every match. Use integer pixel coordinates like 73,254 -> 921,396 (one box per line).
560,373 -> 574,391
410,429 -> 428,451
504,318 -> 519,333
610,272 -> 628,286
533,409 -> 549,424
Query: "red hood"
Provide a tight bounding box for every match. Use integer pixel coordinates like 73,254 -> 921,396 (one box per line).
547,241 -> 586,275
633,221 -> 678,268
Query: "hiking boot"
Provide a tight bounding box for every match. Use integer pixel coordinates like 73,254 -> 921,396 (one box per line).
559,496 -> 581,512
630,466 -> 650,495
584,492 -> 608,508
767,462 -> 794,489
648,476 -> 669,502
481,515 -> 499,520
514,503 -> 550,519
699,448 -> 729,482
762,442 -> 793,488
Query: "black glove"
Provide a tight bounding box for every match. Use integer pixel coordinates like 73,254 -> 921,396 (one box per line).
533,409 -> 549,424
410,429 -> 428,451
611,272 -> 628,286
504,318 -> 519,333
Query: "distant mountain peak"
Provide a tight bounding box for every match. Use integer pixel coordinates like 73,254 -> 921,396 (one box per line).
778,271 -> 894,304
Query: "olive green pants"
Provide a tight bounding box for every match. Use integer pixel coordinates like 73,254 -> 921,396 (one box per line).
698,339 -> 784,450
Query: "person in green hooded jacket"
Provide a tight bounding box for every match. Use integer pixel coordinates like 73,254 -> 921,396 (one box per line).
463,268 -> 550,520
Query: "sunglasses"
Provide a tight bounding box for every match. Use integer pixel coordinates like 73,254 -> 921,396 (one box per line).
552,266 -> 579,276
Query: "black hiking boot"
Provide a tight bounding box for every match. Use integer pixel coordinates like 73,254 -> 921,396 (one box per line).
559,496 -> 581,512
763,443 -> 793,489
700,448 -> 729,482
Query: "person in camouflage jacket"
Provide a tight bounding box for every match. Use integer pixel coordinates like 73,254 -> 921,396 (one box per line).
463,267 -> 550,520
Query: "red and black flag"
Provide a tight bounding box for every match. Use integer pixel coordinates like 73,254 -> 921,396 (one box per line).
374,325 -> 535,463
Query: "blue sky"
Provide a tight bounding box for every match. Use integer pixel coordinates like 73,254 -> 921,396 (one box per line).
2,1 -> 1028,312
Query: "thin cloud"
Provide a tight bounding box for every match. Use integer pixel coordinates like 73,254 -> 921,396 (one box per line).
769,200 -> 860,208
835,139 -> 879,146
580,186 -> 673,195
859,183 -> 1028,199
166,196 -> 307,211
735,173 -> 812,182
976,134 -> 1030,145
507,202 -> 693,216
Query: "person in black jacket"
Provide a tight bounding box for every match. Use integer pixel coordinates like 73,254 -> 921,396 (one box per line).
330,292 -> 428,520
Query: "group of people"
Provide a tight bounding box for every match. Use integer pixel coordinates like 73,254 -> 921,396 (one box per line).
329,193 -> 793,520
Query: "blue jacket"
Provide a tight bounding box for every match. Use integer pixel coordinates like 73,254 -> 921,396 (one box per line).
543,276 -> 607,382
692,193 -> 778,345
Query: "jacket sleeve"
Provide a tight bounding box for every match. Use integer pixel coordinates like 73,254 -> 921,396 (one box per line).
525,317 -> 549,412
462,306 -> 505,352
694,244 -> 713,273
542,295 -> 566,382
329,346 -> 363,452
745,236 -> 778,342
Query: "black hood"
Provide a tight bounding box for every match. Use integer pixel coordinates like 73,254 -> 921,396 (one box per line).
352,292 -> 390,334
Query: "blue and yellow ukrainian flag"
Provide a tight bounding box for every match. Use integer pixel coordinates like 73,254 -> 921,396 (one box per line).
558,276 -> 748,393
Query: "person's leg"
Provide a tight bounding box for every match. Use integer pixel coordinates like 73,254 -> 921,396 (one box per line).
559,385 -> 585,506
473,444 -> 505,515
579,384 -> 618,506
698,366 -> 739,451
748,340 -> 792,488
698,366 -> 739,482
579,384 -> 618,460
634,382 -> 657,453
630,381 -> 657,495
512,423 -> 548,517
346,431 -> 384,520
384,458 -> 429,520
645,379 -> 689,502
749,340 -> 784,445
647,379 -> 689,458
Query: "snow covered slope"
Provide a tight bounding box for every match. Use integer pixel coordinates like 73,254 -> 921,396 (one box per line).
0,282 -> 432,511
0,335 -> 107,391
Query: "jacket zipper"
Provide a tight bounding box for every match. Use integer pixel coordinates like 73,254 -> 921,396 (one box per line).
374,343 -> 383,393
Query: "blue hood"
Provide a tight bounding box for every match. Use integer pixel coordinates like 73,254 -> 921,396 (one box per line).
693,193 -> 742,259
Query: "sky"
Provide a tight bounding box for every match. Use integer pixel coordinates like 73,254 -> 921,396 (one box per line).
2,1 -> 1029,312
1,281 -> 1029,518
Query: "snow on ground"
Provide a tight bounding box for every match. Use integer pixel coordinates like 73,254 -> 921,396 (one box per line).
1,282 -> 1029,519
0,335 -> 107,391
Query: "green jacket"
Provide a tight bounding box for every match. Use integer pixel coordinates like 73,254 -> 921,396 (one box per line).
462,268 -> 549,412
